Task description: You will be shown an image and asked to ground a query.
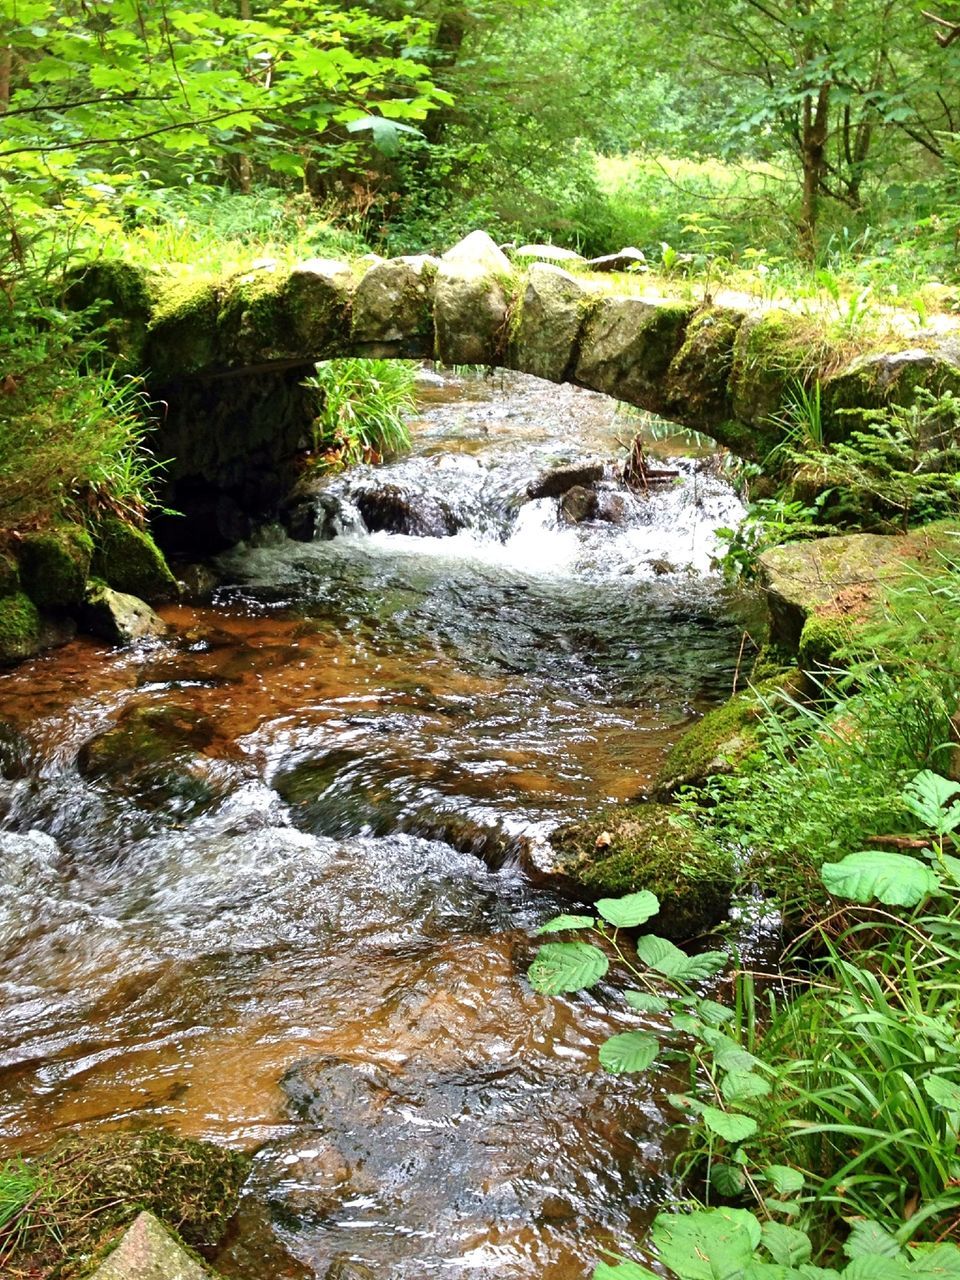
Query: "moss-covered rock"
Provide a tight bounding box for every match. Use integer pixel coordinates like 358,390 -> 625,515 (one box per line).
821,347 -> 960,439
63,259 -> 157,369
541,803 -> 731,940
574,295 -> 695,411
285,257 -> 354,354
0,592 -> 42,665
434,233 -> 515,367
217,267 -> 295,365
729,309 -> 821,444
656,670 -> 805,796
5,1130 -> 248,1279
146,277 -> 222,381
664,305 -> 744,426
19,523 -> 93,608
92,516 -> 178,602
0,549 -> 20,597
89,1210 -> 218,1280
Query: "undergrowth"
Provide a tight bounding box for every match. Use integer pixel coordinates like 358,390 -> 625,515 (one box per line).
303,358 -> 417,469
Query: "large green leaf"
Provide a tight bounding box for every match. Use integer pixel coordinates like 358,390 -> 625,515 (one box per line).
624,991 -> 669,1015
710,1162 -> 747,1196
593,1260 -> 659,1280
762,1222 -> 811,1267
701,1106 -> 758,1142
721,1070 -> 771,1103
763,1165 -> 805,1195
596,891 -> 660,928
652,1208 -> 761,1280
635,934 -> 727,982
821,851 -> 940,906
911,1243 -> 960,1277
537,913 -> 596,934
841,1260 -> 911,1280
598,1030 -> 660,1074
843,1218 -> 903,1261
528,941 -> 609,995
902,770 -> 960,836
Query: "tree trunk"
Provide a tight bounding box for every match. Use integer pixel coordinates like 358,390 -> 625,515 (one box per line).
800,79 -> 831,262
0,43 -> 11,113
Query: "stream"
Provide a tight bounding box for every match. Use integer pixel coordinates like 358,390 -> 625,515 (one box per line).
0,370 -> 748,1279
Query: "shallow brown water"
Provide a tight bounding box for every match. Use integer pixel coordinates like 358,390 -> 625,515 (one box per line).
0,372 -> 746,1278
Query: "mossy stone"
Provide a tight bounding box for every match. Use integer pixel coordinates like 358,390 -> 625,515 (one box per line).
664,305 -> 744,426
218,268 -> 295,365
63,259 -> 156,368
656,670 -> 805,797
19,523 -> 93,608
574,296 -> 696,411
0,550 -> 20,597
147,277 -> 222,381
547,803 -> 731,940
797,613 -> 854,671
6,1130 -> 248,1279
729,309 -> 821,440
92,516 -> 178,602
0,592 -> 42,666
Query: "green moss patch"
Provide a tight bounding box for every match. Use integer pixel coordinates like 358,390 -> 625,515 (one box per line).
0,592 -> 42,666
656,670 -> 806,796
147,277 -> 222,381
548,803 -> 731,940
91,517 -> 178,602
19,524 -> 93,608
0,551 -> 20,598
0,1130 -> 249,1278
664,305 -> 744,425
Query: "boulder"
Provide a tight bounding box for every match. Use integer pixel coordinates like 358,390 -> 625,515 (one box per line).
509,263 -> 594,383
664,306 -> 745,427
655,670 -> 807,797
19,523 -> 93,608
528,803 -> 731,940
584,248 -> 647,272
559,485 -> 598,523
81,582 -> 168,646
354,483 -> 461,537
351,254 -> 438,357
574,296 -> 695,411
526,457 -> 605,499
92,517 -> 179,602
0,592 -> 43,665
513,243 -> 585,264
89,1211 -> 216,1280
821,346 -> 960,437
285,258 -> 355,354
435,232 -> 513,366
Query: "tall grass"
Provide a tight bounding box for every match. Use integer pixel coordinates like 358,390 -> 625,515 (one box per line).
303,358 -> 417,468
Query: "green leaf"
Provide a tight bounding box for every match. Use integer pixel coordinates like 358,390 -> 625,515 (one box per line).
764,1199 -> 801,1217
599,1030 -> 659,1074
710,1162 -> 747,1196
841,1260 -> 911,1280
721,1070 -> 771,1103
528,941 -> 609,995
843,1218 -> 903,1261
821,851 -> 940,906
911,1243 -> 960,1277
702,1029 -> 764,1072
742,1265 -> 795,1280
624,991 -> 669,1015
701,1106 -> 758,1142
635,934 -> 727,982
924,1074 -> 960,1111
344,114 -> 422,155
696,998 -> 735,1025
596,891 -> 660,928
593,1261 -> 659,1280
903,770 -> 960,835
652,1208 -> 762,1280
672,1013 -> 703,1034
797,1269 -> 841,1280
762,1222 -> 812,1267
537,913 -> 596,934
763,1165 -> 805,1195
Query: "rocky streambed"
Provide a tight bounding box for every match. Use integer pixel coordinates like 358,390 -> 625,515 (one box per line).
0,370 -> 750,1278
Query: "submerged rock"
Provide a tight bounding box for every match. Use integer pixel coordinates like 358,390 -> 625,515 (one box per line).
354,483 -> 461,538
559,484 -> 599,523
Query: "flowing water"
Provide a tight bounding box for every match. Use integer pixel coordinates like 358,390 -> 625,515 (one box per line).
0,371 -> 748,1279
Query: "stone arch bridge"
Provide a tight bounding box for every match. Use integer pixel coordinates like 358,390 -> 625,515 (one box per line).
74,231 -> 960,548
